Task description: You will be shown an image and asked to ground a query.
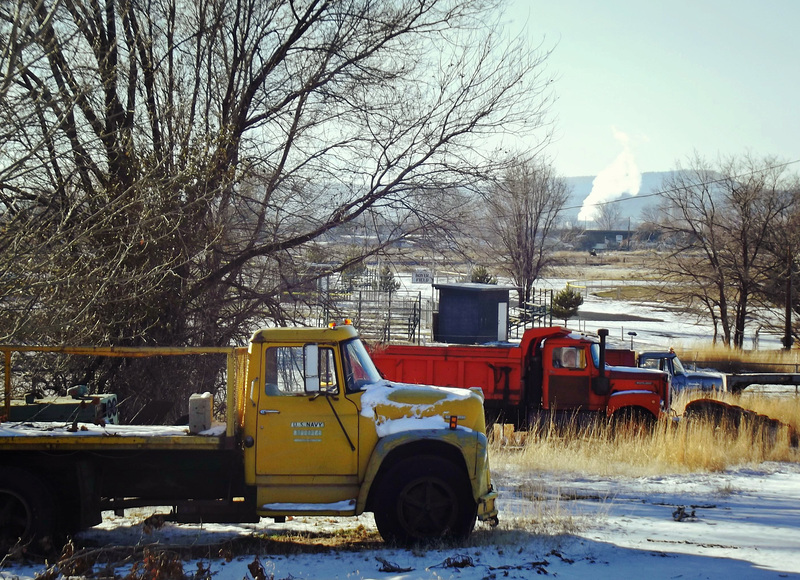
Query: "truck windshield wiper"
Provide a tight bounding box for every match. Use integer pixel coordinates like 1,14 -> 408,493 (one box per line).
310,390 -> 355,451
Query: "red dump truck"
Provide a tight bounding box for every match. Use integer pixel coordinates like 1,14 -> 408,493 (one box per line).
369,327 -> 671,426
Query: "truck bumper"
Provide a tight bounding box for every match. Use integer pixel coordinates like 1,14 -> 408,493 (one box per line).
477,486 -> 499,526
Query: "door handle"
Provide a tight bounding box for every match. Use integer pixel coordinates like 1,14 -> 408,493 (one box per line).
259,409 -> 280,415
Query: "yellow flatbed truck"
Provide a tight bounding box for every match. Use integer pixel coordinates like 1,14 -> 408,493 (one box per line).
0,323 -> 497,553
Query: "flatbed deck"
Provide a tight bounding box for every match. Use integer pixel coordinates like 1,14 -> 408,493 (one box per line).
0,421 -> 229,450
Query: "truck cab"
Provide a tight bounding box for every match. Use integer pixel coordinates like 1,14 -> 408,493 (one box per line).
638,351 -> 724,392
531,329 -> 670,421
240,324 -> 497,543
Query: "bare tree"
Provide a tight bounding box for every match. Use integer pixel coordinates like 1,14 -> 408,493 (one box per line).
654,154 -> 795,348
0,0 -> 554,416
478,157 -> 570,305
759,181 -> 800,349
0,0 -> 554,342
594,202 -> 623,230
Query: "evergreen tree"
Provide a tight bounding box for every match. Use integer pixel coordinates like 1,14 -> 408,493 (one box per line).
551,287 -> 584,326
470,266 -> 498,285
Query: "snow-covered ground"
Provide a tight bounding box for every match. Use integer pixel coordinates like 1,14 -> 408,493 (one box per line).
4,462 -> 800,579
528,276 -> 787,351
405,272 -> 788,351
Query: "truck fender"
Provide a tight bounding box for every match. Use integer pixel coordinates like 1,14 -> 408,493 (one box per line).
356,428 -> 490,514
606,391 -> 661,419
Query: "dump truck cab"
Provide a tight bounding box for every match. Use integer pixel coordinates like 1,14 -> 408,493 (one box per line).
531,328 -> 670,421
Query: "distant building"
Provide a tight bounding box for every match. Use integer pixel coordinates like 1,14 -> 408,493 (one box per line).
578,229 -> 632,251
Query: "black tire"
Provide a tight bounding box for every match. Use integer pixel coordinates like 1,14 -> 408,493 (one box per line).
373,455 -> 477,546
0,466 -> 57,556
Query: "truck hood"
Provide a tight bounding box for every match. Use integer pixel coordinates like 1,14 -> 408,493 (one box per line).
606,365 -> 669,391
359,380 -> 486,437
678,370 -> 725,391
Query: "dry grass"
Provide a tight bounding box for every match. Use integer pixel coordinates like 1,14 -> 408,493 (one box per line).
491,481 -> 590,536
592,286 -> 664,301
548,250 -> 662,282
674,344 -> 800,374
493,393 -> 800,478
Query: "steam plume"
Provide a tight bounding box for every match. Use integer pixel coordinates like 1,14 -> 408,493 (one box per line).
578,129 -> 641,223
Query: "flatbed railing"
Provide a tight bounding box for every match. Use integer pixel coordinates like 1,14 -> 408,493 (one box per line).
1,345 -> 248,437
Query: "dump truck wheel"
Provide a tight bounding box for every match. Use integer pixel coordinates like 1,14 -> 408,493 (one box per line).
0,467 -> 57,556
374,455 -> 476,545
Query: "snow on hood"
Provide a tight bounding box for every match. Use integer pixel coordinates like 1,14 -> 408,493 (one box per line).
360,381 -> 478,437
607,365 -> 665,376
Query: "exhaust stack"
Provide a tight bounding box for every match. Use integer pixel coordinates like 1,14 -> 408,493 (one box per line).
598,328 -> 608,378
593,328 -> 611,395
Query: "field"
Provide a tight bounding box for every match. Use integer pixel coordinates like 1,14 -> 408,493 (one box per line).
497,390 -> 800,476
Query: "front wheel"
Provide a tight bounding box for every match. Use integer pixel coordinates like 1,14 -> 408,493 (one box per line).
373,455 -> 477,546
0,467 -> 57,555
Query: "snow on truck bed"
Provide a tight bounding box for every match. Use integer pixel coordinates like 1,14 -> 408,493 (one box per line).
0,421 -> 227,438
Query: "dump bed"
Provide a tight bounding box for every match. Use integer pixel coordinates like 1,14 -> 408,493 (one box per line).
370,343 -> 525,407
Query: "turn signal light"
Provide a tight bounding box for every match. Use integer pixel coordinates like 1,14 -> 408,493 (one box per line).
449,416 -> 458,430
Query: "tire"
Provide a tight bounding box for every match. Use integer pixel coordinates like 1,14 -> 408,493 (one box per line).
0,466 -> 57,556
373,455 -> 477,546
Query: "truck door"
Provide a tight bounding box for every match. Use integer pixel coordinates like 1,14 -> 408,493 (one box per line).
545,344 -> 593,409
254,344 -> 359,488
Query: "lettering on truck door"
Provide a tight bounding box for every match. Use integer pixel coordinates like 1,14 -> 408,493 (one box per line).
255,344 -> 359,495
546,344 -> 593,409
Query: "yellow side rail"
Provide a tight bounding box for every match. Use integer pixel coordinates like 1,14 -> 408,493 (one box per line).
1,345 -> 247,437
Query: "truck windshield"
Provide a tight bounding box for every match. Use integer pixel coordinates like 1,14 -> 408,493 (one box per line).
590,343 -> 600,369
342,338 -> 384,392
671,355 -> 687,376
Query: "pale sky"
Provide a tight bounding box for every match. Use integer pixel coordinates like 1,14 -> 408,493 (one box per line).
508,0 -> 800,177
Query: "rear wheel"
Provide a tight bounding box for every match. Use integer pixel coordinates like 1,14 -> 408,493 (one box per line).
0,467 -> 57,555
374,455 -> 476,546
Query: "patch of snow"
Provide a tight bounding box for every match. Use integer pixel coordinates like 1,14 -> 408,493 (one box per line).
608,390 -> 657,397
3,463 -> 800,579
261,499 -> 356,511
198,423 -> 227,436
359,382 -> 471,418
607,365 -> 661,375
359,382 -> 475,437
0,421 -> 192,437
373,415 -> 470,437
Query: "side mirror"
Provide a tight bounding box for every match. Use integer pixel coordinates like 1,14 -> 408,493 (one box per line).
304,344 -> 320,393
